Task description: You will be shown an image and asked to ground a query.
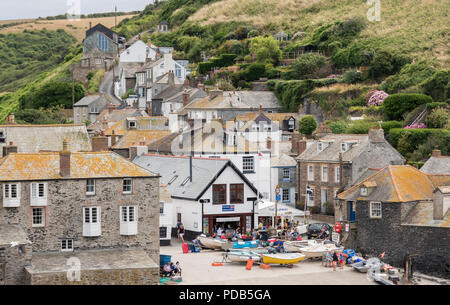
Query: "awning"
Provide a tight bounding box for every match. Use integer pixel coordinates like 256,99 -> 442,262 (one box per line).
215,217 -> 241,222
256,201 -> 305,217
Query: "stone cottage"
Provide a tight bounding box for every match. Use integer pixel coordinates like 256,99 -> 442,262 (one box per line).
0,142 -> 160,285
81,23 -> 119,69
296,127 -> 405,213
336,165 -> 450,278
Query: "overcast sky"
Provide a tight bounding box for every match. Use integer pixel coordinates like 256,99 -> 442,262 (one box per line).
0,0 -> 153,20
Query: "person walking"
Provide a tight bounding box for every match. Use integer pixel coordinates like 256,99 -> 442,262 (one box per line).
178,224 -> 185,243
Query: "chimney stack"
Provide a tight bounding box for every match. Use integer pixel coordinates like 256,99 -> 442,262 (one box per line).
208,89 -> 223,101
432,149 -> 442,158
183,78 -> 190,88
267,137 -> 272,150
129,144 -> 148,161
92,136 -> 109,152
60,139 -> 71,178
291,133 -> 307,156
368,126 -> 385,143
2,141 -> 17,157
259,105 -> 263,113
182,90 -> 190,107
168,70 -> 175,86
316,123 -> 332,138
197,82 -> 204,90
5,113 -> 15,124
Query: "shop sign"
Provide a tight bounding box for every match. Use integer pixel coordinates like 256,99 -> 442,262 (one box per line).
222,205 -> 235,212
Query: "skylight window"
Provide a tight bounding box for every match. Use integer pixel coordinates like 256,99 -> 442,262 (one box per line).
181,177 -> 191,186
168,175 -> 178,185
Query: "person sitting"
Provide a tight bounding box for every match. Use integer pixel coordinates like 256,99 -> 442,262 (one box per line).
162,262 -> 173,277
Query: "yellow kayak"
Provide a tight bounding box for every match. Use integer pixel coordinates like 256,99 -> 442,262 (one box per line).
262,253 -> 306,265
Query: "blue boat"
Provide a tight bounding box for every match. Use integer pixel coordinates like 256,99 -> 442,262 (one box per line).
233,240 -> 259,249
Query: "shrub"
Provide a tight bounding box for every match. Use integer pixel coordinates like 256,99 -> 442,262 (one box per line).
383,93 -> 433,121
343,69 -> 363,84
367,49 -> 411,79
425,107 -> 449,128
328,121 -> 348,134
20,81 -> 85,109
292,53 -> 327,79
381,60 -> 437,93
427,102 -> 448,110
249,36 -> 282,65
247,29 -> 259,38
367,90 -> 389,106
389,128 -> 450,157
298,115 -> 317,136
345,120 -> 375,134
381,121 -> 403,134
420,69 -> 450,102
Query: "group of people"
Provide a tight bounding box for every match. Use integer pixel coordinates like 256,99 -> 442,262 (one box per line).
324,250 -> 345,271
162,261 -> 182,277
212,224 -> 259,240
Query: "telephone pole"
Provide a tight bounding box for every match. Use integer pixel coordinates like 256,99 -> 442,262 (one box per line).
115,5 -> 117,28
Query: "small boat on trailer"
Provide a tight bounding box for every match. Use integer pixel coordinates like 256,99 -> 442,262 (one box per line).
197,236 -> 228,250
352,261 -> 370,273
300,243 -> 343,259
262,253 -> 306,265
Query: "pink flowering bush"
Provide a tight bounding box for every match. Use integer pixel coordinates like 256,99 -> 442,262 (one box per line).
367,90 -> 389,106
327,74 -> 337,78
404,123 -> 426,129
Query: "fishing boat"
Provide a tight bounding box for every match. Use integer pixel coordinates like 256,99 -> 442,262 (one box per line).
262,253 -> 306,265
197,236 -> 228,250
227,250 -> 263,263
300,243 -> 343,259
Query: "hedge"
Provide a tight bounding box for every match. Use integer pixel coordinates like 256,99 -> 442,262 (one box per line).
389,128 -> 450,151
382,93 -> 433,121
197,53 -> 237,74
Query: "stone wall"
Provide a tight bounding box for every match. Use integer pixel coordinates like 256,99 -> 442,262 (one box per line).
0,176 -> 160,265
26,267 -> 158,285
351,201 -> 450,279
0,243 -> 32,285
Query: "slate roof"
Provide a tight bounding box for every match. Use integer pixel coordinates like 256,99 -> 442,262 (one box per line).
420,156 -> 450,175
0,124 -> 91,155
271,153 -> 297,168
338,165 -> 450,203
133,154 -> 259,200
74,95 -> 119,107
0,151 -> 156,181
0,224 -> 30,246
182,91 -> 281,111
86,23 -> 117,40
104,117 -> 169,136
88,108 -> 150,133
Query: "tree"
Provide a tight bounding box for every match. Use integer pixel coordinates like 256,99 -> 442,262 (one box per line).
249,36 -> 281,65
20,81 -> 85,109
293,53 -> 327,79
299,115 -> 318,136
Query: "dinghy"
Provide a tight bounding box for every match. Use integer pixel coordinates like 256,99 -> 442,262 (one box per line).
233,240 -> 259,249
262,253 -> 306,265
300,243 -> 343,258
227,250 -> 263,263
197,236 -> 228,250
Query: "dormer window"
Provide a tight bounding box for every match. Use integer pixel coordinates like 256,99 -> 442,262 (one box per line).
360,187 -> 368,196
318,142 -> 323,152
341,143 -> 347,153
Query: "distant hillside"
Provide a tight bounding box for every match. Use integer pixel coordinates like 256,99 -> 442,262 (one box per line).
0,15 -> 135,42
188,0 -> 448,67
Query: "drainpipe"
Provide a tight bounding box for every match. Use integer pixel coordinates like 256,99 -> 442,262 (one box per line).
189,154 -> 193,182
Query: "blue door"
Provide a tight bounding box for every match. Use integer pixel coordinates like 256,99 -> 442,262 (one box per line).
349,201 -> 356,222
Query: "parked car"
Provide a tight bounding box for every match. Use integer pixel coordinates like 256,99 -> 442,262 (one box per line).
307,223 -> 332,239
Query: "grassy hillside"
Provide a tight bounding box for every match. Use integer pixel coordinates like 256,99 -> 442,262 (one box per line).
0,15 -> 135,43
189,0 -> 448,67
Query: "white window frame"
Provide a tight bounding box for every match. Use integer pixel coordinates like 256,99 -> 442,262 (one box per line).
321,188 -> 328,204
83,206 -> 101,237
30,182 -> 47,206
123,178 -> 132,194
341,143 -> 347,153
3,183 -> 20,207
307,186 -> 315,206
370,201 -> 382,219
120,206 -> 138,235
32,207 -> 45,228
321,166 -> 328,182
282,168 -> 291,181
128,121 -> 137,129
307,165 -> 314,181
335,166 -> 340,183
86,179 -> 95,195
61,239 -> 74,252
242,156 -> 254,173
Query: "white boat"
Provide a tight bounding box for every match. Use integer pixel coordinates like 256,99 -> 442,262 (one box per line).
227,250 -> 262,263
283,240 -> 310,252
300,243 -> 343,258
197,236 -> 228,250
